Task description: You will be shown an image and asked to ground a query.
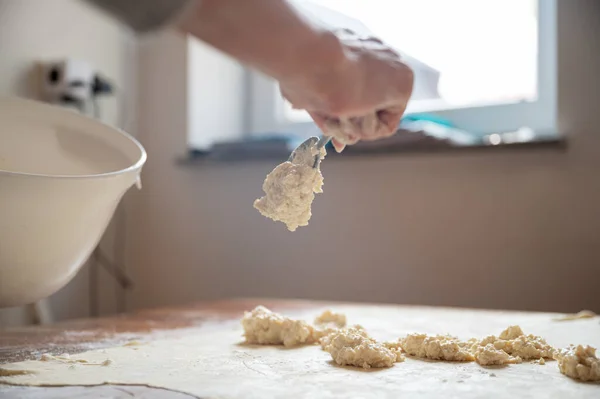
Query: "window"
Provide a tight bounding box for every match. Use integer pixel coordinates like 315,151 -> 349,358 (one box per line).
247,0 -> 557,145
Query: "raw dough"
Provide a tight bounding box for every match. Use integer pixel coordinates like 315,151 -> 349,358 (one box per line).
382,341 -> 405,363
253,146 -> 326,231
241,306 -> 315,347
314,310 -> 346,328
472,325 -> 555,362
473,343 -> 521,366
321,327 -> 402,369
313,310 -> 348,341
554,345 -> 600,382
554,310 -> 597,322
400,334 -> 475,362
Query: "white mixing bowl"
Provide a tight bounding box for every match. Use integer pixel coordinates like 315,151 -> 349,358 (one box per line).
0,98 -> 146,308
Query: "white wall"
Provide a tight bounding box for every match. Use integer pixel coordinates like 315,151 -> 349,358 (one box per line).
0,0 -> 137,327
129,0 -> 600,314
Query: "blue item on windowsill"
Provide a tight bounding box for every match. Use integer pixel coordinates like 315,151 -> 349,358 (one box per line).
402,113 -> 454,128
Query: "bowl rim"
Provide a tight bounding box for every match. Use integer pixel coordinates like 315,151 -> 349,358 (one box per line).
0,97 -> 147,180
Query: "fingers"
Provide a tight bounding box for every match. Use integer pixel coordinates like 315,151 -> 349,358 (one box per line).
307,111 -> 328,132
332,138 -> 346,153
377,109 -> 403,136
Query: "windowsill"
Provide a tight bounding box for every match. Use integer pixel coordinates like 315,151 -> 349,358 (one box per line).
177,135 -> 567,167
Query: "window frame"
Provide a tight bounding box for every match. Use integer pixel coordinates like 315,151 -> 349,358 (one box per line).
245,0 -> 557,140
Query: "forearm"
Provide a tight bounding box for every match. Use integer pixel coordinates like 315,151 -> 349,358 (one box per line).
85,0 -> 196,33
178,0 -> 344,83
86,0 -> 344,84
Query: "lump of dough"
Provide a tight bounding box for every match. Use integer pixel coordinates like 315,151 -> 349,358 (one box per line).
473,343 -> 521,366
554,345 -> 600,382
382,340 -> 406,363
319,326 -> 366,349
313,310 -> 348,341
472,325 -> 555,361
322,328 -> 400,369
241,306 -> 315,347
253,147 -> 326,232
314,310 -> 346,328
400,334 -> 475,362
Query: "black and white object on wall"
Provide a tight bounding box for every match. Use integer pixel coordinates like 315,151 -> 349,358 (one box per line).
41,58 -> 114,117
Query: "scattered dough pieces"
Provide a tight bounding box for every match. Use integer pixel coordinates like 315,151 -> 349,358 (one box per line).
399,326 -> 554,366
241,306 -> 316,347
554,345 -> 600,382
400,334 -> 475,362
472,325 -> 555,364
240,307 -> 600,385
253,146 -> 326,231
553,310 -> 597,322
321,328 -> 402,369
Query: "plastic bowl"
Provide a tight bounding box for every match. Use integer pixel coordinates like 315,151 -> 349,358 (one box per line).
0,98 -> 146,308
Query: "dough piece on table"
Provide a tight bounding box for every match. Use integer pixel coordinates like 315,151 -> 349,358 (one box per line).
400,334 -> 475,362
313,310 -> 348,341
318,325 -> 367,349
241,306 -> 315,347
314,310 -> 346,328
473,325 -> 555,362
553,310 -> 597,322
382,341 -> 406,363
253,146 -> 326,232
473,343 -> 521,366
322,328 -> 400,369
554,345 -> 600,382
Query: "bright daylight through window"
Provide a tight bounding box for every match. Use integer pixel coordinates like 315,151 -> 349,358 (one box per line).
247,0 -> 557,148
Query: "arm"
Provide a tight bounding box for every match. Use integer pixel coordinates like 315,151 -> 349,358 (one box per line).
178,0 -> 345,85
86,0 -> 413,149
85,0 -> 343,83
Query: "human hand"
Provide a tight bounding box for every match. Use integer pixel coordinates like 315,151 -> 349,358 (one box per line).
280,29 -> 414,152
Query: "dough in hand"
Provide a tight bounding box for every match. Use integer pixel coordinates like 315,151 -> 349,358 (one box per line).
253,146 -> 326,232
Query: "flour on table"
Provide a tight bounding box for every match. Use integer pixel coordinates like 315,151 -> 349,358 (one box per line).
253,146 -> 326,231
241,306 -> 316,347
400,334 -> 475,362
39,353 -> 111,366
471,325 -> 555,364
2,305 -> 600,398
554,345 -> 600,382
321,327 -> 403,369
